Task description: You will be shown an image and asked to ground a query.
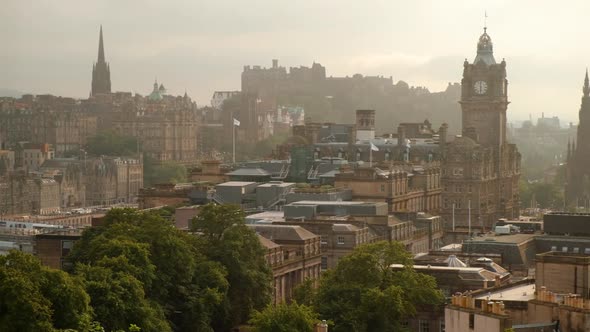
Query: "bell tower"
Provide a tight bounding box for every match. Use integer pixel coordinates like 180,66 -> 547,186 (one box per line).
459,27 -> 508,147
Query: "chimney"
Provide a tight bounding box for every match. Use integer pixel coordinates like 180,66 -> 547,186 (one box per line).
494,275 -> 501,287
315,320 -> 328,332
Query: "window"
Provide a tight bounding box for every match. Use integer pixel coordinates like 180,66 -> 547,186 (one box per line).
337,236 -> 345,245
440,320 -> 445,332
453,168 -> 463,176
419,319 -> 429,332
321,256 -> 328,270
62,240 -> 74,257
320,235 -> 327,245
468,184 -> 472,193
469,313 -> 474,329
380,184 -> 386,192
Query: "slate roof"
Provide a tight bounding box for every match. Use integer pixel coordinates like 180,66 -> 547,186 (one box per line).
257,234 -> 281,249
248,224 -> 318,242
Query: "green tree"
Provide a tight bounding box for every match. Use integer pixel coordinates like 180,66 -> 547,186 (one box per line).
68,208 -> 229,332
143,156 -> 187,186
191,204 -> 273,330
86,130 -> 138,156
249,302 -> 319,332
314,241 -> 444,332
0,250 -> 92,332
75,263 -> 170,332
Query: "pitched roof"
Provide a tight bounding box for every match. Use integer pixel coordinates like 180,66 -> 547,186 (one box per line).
257,233 -> 281,249
248,224 -> 318,242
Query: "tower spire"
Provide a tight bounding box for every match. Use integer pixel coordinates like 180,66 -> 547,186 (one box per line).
98,25 -> 105,63
91,25 -> 111,96
584,68 -> 589,97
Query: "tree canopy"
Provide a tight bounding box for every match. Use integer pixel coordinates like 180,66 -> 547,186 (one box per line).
311,241 -> 444,332
86,131 -> 138,157
143,156 -> 187,186
191,204 -> 273,330
249,302 -> 319,332
68,208 -> 230,331
0,250 -> 93,332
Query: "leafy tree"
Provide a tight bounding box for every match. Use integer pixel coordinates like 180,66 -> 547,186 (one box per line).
293,278 -> 316,307
86,130 -> 138,157
191,204 -> 273,330
314,241 -> 444,332
143,156 -> 187,186
68,208 -> 228,332
249,302 -> 319,332
0,250 -> 92,332
75,263 -> 170,332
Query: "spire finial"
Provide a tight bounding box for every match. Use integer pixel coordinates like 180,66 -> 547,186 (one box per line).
484,11 -> 488,32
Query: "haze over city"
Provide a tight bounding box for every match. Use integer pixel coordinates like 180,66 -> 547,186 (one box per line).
3,0 -> 590,123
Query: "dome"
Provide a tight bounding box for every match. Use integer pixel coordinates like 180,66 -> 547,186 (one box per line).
474,27 -> 496,65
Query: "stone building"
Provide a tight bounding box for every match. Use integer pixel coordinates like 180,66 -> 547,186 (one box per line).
40,159 -> 86,208
334,162 -> 442,214
85,156 -> 143,206
249,224 -> 322,304
106,87 -> 200,164
0,96 -> 98,156
281,110 -> 445,164
0,173 -> 61,216
440,27 -> 521,232
21,143 -> 54,171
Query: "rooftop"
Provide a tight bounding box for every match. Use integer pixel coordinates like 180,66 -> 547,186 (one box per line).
465,233 -> 537,244
248,224 -> 318,241
216,181 -> 257,187
474,283 -> 536,302
288,200 -> 379,206
257,234 -> 281,249
257,181 -> 295,188
226,168 -> 271,177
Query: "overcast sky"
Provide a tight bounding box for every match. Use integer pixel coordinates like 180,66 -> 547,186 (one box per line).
2,0 -> 590,123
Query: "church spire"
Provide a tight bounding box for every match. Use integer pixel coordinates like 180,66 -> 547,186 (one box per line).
584,68 -> 589,97
98,25 -> 105,63
91,25 -> 111,96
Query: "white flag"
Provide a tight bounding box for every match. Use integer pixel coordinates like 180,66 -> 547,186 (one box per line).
370,142 -> 379,151
233,118 -> 240,126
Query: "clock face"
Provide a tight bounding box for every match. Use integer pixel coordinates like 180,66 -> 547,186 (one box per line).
473,81 -> 488,95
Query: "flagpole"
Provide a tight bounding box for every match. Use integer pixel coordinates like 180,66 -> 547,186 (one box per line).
232,122 -> 236,164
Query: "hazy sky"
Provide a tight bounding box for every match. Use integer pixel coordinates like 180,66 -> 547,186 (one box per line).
3,0 -> 590,123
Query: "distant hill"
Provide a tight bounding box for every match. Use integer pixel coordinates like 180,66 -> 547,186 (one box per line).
0,88 -> 26,98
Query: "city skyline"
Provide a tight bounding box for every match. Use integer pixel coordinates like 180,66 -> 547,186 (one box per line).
3,0 -> 590,123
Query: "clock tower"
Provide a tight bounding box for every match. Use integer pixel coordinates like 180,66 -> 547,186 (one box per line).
460,27 -> 508,147
440,26 -> 521,233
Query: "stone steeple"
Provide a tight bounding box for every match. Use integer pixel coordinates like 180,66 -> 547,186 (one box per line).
91,25 -> 111,96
